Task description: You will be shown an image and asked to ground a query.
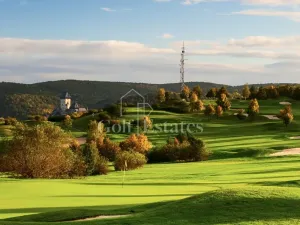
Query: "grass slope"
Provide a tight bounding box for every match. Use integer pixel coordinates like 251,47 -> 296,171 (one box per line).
2,187 -> 300,225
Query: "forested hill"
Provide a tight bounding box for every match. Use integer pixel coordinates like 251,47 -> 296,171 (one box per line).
0,80 -> 289,118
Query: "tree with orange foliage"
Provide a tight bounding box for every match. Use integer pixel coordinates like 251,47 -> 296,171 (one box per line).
180,85 -> 190,100
157,88 -> 166,103
119,134 -> 152,154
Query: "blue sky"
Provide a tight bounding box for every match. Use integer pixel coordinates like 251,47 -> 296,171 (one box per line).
1,0 -> 300,84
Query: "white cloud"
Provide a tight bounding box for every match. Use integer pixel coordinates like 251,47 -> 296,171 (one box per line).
158,33 -> 175,39
179,0 -> 300,6
231,9 -> 300,22
154,0 -> 172,2
1,37 -> 300,84
101,7 -> 116,12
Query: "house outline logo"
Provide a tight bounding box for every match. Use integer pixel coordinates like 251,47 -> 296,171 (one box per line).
120,89 -> 153,119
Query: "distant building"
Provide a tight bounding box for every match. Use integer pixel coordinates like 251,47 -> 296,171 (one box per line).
51,92 -> 87,116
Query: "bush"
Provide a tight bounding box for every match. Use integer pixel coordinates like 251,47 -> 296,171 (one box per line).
0,123 -> 81,178
0,117 -> 4,125
98,112 -> 111,122
114,151 -> 147,171
70,112 -> 85,119
34,115 -> 47,122
98,137 -> 121,161
4,117 -> 18,126
87,120 -> 102,143
83,141 -> 109,175
62,115 -> 73,130
148,133 -> 209,163
119,134 -> 152,154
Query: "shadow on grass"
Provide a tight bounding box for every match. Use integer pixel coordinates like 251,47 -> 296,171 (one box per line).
210,148 -> 275,160
6,189 -> 300,225
2,201 -> 173,222
254,180 -> 300,188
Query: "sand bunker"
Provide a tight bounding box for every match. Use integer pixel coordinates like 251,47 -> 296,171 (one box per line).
73,215 -> 128,222
280,102 -> 291,105
290,136 -> 300,140
263,115 -> 280,120
77,137 -> 87,145
270,148 -> 300,157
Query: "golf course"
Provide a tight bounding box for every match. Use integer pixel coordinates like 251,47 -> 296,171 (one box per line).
1,98 -> 300,225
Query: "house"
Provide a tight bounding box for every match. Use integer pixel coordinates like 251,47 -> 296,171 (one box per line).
51,92 -> 87,116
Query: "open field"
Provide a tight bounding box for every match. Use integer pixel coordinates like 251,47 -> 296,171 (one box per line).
1,99 -> 300,224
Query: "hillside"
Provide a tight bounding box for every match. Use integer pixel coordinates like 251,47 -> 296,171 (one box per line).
0,80 -> 294,118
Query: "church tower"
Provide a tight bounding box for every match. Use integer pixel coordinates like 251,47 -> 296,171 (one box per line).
60,92 -> 71,112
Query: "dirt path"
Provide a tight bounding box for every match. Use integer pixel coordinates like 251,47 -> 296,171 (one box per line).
77,137 -> 87,145
270,148 -> 300,157
262,115 -> 280,120
290,136 -> 300,140
73,215 -> 128,222
279,102 -> 291,105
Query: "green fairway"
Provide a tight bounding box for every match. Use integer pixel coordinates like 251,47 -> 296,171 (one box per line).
1,99 -> 300,224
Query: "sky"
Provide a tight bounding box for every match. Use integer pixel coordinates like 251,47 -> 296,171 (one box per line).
1,0 -> 300,85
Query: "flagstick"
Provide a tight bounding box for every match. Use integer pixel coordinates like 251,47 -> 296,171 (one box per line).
122,160 -> 127,188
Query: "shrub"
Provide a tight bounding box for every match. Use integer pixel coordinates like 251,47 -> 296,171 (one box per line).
98,112 -> 111,122
148,133 -> 209,163
87,120 -> 102,143
0,123 -> 79,178
34,115 -> 47,122
4,117 -> 18,126
119,134 -> 152,154
114,151 -> 147,171
216,93 -> 231,111
139,116 -> 152,130
0,117 -> 4,125
248,98 -> 260,120
216,106 -> 223,118
204,104 -> 215,119
83,141 -> 109,175
71,112 -> 85,119
279,105 -> 294,127
98,137 -> 121,161
62,115 -> 73,130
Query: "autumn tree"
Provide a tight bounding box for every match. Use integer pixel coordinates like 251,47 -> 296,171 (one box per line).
206,88 -> 218,98
217,86 -> 229,98
83,141 -> 108,175
248,98 -> 260,119
0,123 -> 83,178
279,105 -> 294,127
119,134 -> 152,154
157,88 -> 166,103
216,106 -> 223,118
204,104 -> 215,120
250,86 -> 258,99
216,93 -> 231,111
190,92 -> 199,103
242,84 -> 251,100
180,85 -> 190,100
232,91 -> 243,100
97,137 -> 121,161
256,87 -> 267,100
193,100 -> 205,112
87,120 -> 103,143
192,85 -> 203,99
62,115 -> 73,130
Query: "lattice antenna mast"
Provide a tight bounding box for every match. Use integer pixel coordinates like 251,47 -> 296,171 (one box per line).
180,42 -> 185,91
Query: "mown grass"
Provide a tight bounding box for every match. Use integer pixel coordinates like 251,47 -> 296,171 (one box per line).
1,99 -> 300,224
